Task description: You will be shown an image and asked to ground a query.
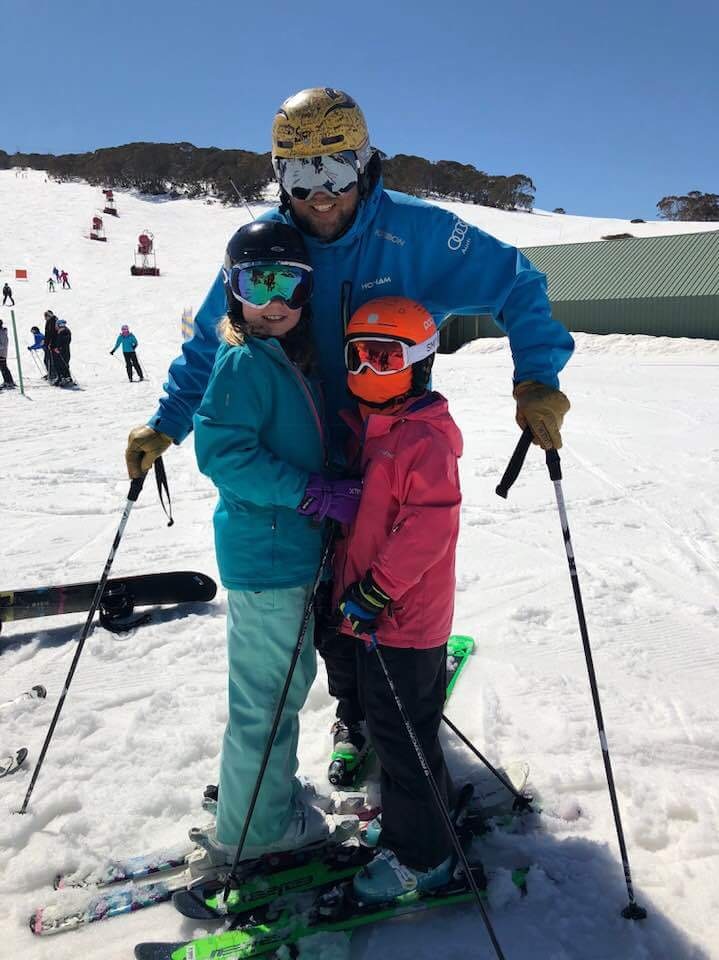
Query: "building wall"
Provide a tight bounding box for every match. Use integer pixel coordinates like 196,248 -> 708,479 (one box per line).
439,296 -> 719,351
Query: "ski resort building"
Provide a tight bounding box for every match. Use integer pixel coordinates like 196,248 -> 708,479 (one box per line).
439,230 -> 719,350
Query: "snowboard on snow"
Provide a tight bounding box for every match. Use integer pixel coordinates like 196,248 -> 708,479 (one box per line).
0,571 -> 217,635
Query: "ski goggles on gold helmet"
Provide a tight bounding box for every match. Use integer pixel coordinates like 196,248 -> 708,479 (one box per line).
273,150 -> 365,201
225,261 -> 313,310
345,333 -> 439,376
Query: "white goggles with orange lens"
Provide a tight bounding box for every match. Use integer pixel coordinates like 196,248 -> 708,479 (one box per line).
345,333 -> 438,376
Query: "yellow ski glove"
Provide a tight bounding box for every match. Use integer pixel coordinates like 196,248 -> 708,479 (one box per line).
125,426 -> 173,479
514,381 -> 570,450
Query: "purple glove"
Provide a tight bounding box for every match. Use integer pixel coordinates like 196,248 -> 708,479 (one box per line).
298,474 -> 362,525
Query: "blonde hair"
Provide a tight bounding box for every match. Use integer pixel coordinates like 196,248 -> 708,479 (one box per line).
219,315 -> 245,347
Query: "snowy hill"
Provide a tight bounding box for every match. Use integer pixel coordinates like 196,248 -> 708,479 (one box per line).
1,170 -> 718,960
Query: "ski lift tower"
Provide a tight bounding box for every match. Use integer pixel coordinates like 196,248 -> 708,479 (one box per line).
131,230 -> 160,276
103,188 -> 119,217
90,214 -> 107,242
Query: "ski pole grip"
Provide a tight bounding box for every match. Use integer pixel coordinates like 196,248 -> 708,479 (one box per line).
495,427 -> 534,499
545,447 -> 562,481
128,475 -> 146,502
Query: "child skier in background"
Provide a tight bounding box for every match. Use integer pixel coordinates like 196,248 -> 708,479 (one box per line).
333,297 -> 463,903
193,221 -> 360,863
110,325 -> 144,381
28,326 -> 44,352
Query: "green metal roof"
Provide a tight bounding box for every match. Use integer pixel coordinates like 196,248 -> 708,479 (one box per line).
521,230 -> 719,301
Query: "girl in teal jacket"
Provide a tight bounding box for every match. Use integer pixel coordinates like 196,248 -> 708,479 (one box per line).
193,222 -> 361,863
110,325 -> 144,381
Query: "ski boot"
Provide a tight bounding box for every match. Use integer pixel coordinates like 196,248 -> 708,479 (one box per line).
327,719 -> 369,788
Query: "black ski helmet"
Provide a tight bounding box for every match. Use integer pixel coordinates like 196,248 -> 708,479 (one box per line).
223,220 -> 312,319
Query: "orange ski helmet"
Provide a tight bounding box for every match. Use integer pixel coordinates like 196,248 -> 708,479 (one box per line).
345,297 -> 438,407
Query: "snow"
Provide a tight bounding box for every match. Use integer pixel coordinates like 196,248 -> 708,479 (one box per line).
1,169 -> 718,959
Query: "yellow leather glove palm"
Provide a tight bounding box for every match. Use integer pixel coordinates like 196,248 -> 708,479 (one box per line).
125,426 -> 173,479
514,381 -> 570,450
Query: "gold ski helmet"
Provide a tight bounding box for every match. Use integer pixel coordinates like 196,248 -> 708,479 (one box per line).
272,88 -> 372,170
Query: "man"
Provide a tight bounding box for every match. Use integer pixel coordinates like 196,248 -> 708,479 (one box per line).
0,318 -> 16,388
2,283 -> 14,306
43,310 -> 58,380
125,86 -> 574,766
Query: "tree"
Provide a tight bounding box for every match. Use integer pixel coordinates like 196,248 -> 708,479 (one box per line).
657,190 -> 719,221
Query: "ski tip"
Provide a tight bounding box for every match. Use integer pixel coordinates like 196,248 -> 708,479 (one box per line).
28,908 -> 43,936
135,943 -> 186,960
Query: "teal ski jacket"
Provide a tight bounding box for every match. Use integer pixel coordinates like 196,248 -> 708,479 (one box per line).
150,178 -> 574,454
112,333 -> 138,353
193,337 -> 325,591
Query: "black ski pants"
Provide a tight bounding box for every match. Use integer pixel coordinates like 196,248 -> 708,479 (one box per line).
2,294 -> 14,306
0,356 -> 15,386
53,348 -> 72,382
123,351 -> 143,381
314,581 -> 364,724
356,641 -> 454,871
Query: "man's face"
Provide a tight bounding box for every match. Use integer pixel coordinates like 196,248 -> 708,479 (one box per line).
289,185 -> 359,242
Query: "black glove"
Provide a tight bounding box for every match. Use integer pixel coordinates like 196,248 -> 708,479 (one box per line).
110,350 -> 114,355
339,572 -> 392,636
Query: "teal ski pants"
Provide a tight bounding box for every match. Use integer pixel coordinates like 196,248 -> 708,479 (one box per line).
215,585 -> 317,846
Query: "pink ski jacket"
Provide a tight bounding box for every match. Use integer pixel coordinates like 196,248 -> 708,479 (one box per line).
333,392 -> 463,649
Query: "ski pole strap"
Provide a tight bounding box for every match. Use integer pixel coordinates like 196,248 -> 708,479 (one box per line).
495,426 -> 533,499
154,456 -> 174,526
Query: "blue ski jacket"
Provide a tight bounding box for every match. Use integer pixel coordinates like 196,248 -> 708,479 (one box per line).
193,337 -> 325,591
150,178 -> 574,454
113,333 -> 138,353
28,331 -> 45,350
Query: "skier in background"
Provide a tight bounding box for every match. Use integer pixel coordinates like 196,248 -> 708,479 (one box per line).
47,277 -> 56,293
193,221 -> 361,863
2,283 -> 14,306
52,318 -> 73,385
43,310 -> 58,380
333,297 -> 461,902
52,266 -> 60,284
124,86 -> 573,769
59,270 -> 71,290
28,326 -> 44,352
0,318 -> 17,388
110,325 -> 144,381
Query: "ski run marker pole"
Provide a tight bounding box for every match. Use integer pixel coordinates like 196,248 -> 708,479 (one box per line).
496,427 -> 647,921
18,472 -> 146,814
10,310 -> 25,395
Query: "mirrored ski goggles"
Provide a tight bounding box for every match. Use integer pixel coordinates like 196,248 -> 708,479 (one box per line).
225,261 -> 313,309
345,334 -> 439,375
273,150 -> 360,201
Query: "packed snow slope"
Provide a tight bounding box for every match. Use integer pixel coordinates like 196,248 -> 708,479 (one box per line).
1,170 -> 718,960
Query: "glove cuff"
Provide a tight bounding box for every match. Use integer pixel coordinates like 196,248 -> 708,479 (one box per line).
358,572 -> 392,611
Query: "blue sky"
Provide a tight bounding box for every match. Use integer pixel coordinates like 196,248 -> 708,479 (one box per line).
3,0 -> 717,220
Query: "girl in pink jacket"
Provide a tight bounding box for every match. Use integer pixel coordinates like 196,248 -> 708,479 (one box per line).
334,296 -> 463,904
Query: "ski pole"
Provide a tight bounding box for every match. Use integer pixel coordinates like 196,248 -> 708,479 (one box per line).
18,472 -> 146,814
373,643 -> 508,960
497,428 -> 647,920
222,533 -> 335,901
441,714 -> 534,812
10,310 -> 25,396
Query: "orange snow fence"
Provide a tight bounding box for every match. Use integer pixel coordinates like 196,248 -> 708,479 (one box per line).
15,268 -> 28,280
